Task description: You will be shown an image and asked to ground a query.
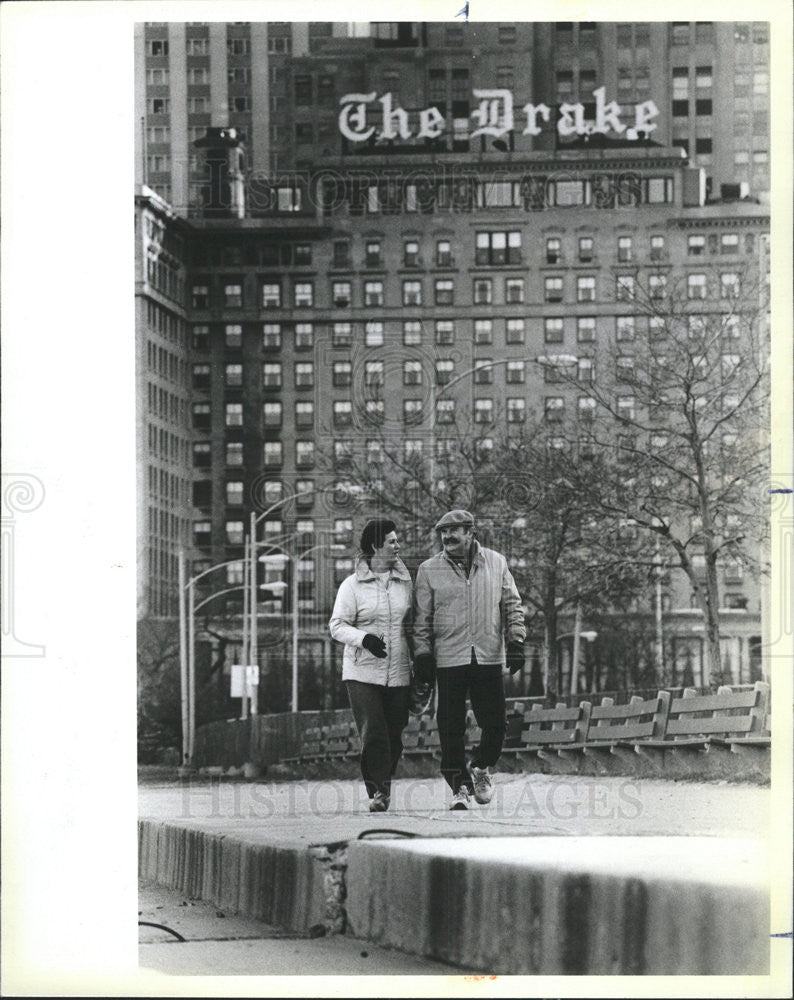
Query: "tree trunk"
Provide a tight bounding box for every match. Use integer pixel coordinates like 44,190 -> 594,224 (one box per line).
703,552 -> 724,690
544,601 -> 559,700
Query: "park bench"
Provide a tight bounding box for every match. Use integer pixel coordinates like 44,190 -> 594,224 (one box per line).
500,701 -> 592,770
324,721 -> 353,759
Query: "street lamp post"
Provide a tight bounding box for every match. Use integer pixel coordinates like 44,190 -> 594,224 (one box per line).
556,623 -> 599,696
258,539 -> 344,713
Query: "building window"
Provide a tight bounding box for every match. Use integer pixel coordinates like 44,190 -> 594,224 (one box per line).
616,275 -> 635,302
436,240 -> 453,266
295,362 -> 314,388
435,280 -> 454,305
578,237 -> 594,262
333,361 -> 352,387
225,402 -> 243,426
505,278 -> 524,304
578,397 -> 596,421
436,359 -> 454,385
544,318 -> 564,344
506,318 -> 525,344
720,272 -> 740,298
474,319 -> 493,344
192,363 -> 211,390
365,400 -> 384,424
649,274 -> 667,300
403,320 -> 422,345
364,281 -> 384,306
404,241 -> 420,267
223,284 -> 242,308
263,362 -> 282,388
322,323 -> 348,351
225,481 -> 244,507
224,324 -> 242,349
263,401 -> 282,428
192,402 -> 211,430
295,400 -> 314,429
365,241 -> 382,267
473,360 -> 493,385
295,322 -> 313,349
688,234 -> 706,256
193,442 -> 211,468
506,361 -> 525,384
435,319 -> 454,344
332,281 -> 351,307
225,442 -> 244,467
617,395 -> 636,421
296,441 -> 315,468
688,273 -> 707,299
365,361 -> 385,391
475,231 -> 522,265
192,285 -> 209,309
263,323 -> 281,349
474,399 -> 494,424
650,235 -> 666,261
294,282 -> 313,307
507,398 -> 525,423
576,276 -> 596,303
225,363 -> 243,387
402,280 -> 422,306
365,321 -> 384,346
403,360 -> 422,386
263,441 -> 283,468
436,399 -> 455,424
577,317 -> 596,343
720,233 -> 740,254
332,241 -> 350,269
333,400 -> 353,427
544,276 -> 563,303
616,356 -> 635,381
617,236 -> 633,263
404,439 -> 423,461
546,237 -> 562,264
262,282 -> 281,308
403,400 -> 423,425
473,279 -> 493,305
616,316 -> 635,342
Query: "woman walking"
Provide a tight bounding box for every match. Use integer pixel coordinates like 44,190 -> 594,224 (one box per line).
329,518 -> 412,812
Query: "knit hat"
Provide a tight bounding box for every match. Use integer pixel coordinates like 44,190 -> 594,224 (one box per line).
434,509 -> 475,531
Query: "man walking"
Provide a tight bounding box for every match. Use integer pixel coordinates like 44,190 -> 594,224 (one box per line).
413,510 -> 526,810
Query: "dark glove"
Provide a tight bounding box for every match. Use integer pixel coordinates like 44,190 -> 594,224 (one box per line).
413,652 -> 437,685
362,633 -> 387,659
506,640 -> 525,674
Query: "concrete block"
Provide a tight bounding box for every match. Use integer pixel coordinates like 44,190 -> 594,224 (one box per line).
138,820 -> 329,933
345,836 -> 769,976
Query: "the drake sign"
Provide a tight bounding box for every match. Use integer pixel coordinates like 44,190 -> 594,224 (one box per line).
339,88 -> 659,142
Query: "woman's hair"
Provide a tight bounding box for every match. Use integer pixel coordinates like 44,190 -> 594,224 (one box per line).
359,518 -> 397,556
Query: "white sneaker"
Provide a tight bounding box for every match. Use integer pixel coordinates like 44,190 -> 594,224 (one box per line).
450,787 -> 471,811
469,765 -> 494,805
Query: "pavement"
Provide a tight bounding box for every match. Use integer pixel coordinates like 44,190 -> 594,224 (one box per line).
138,771 -> 782,979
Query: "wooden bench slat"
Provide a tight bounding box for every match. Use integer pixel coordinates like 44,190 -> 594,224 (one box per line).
667,716 -> 754,735
590,699 -> 660,721
670,691 -> 759,713
583,720 -> 657,742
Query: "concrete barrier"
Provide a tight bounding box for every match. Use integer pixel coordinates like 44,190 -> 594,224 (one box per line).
345,836 -> 769,975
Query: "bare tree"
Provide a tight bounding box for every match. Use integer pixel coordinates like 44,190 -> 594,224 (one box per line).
553,259 -> 770,688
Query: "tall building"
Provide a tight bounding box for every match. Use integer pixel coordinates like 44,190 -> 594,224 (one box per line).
135,21 -> 770,701
136,20 -> 770,214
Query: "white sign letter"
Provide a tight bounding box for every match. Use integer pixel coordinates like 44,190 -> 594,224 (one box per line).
626,99 -> 659,139
471,88 -> 514,138
379,92 -> 411,140
338,92 -> 377,142
593,86 -> 626,135
521,102 -> 551,135
418,105 -> 445,139
557,102 -> 587,136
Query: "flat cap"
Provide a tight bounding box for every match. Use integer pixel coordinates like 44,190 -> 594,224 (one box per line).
434,509 -> 475,531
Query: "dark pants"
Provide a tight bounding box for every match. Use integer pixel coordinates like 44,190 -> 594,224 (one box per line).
345,680 -> 411,799
436,657 -> 506,793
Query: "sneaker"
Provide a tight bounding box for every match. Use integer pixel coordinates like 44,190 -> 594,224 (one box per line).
369,791 -> 390,813
450,787 -> 471,811
469,765 -> 494,805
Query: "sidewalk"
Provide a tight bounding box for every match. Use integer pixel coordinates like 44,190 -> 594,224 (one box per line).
139,772 -> 773,976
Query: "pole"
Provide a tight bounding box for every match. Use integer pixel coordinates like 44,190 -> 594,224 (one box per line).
247,511 -> 257,719
250,528 -> 259,716
570,602 -> 583,696
241,533 -> 250,718
654,536 -> 665,684
178,550 -> 189,766
292,546 -> 299,713
187,581 -> 196,764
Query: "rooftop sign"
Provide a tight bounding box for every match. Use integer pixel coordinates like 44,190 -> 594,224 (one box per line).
339,88 -> 659,143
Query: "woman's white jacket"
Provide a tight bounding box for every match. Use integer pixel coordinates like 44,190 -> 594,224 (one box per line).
328,557 -> 413,686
